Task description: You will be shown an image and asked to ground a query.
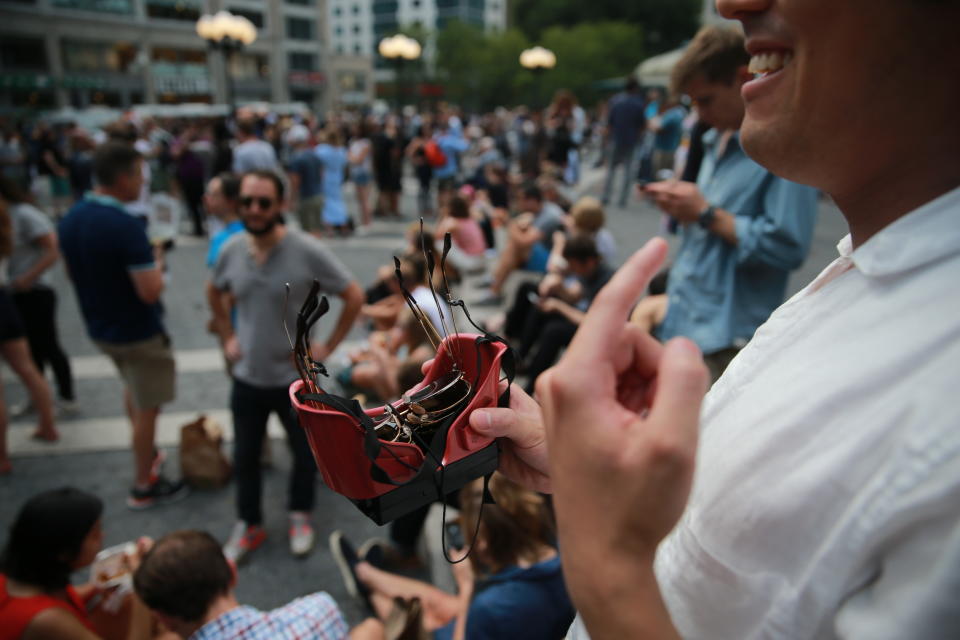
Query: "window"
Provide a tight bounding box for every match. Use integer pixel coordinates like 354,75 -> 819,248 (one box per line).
287,0 -> 313,5
0,36 -> 48,71
286,17 -> 314,39
352,24 -> 360,34
412,0 -> 420,6
351,4 -> 359,13
353,43 -> 361,54
61,40 -> 138,72
336,44 -> 344,54
335,25 -> 343,35
50,0 -> 133,13
145,0 -> 201,21
230,53 -> 269,78
228,8 -> 264,28
288,51 -> 316,71
333,6 -> 341,15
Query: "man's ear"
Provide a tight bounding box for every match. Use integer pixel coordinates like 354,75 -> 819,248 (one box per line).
229,560 -> 238,589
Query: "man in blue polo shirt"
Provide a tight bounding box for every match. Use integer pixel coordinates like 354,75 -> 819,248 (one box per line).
59,141 -> 187,509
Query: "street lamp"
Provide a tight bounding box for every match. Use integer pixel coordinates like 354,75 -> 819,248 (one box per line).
196,10 -> 257,109
378,34 -> 421,110
519,46 -> 556,108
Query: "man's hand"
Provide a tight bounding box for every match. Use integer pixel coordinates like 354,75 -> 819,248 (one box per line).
643,180 -> 708,224
536,238 -> 709,638
223,334 -> 242,363
468,381 -> 552,493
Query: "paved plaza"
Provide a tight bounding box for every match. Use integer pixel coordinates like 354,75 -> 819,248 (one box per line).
0,169 -> 848,625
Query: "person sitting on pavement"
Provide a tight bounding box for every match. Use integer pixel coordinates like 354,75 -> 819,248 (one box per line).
433,195 -> 487,275
330,474 -> 574,640
133,529 -> 381,640
476,184 -> 564,306
0,487 -> 155,640
512,234 -> 614,393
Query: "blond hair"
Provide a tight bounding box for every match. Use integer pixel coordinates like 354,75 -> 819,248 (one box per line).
570,196 -> 605,233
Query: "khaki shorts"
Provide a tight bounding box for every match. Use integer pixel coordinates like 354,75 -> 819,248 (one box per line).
95,333 -> 176,410
297,194 -> 324,232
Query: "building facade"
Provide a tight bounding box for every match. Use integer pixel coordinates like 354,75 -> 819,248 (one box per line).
0,0 -> 373,111
327,0 -> 506,60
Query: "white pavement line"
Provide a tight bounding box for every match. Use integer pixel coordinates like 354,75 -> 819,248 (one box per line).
67,348 -> 226,379
8,409 -> 289,458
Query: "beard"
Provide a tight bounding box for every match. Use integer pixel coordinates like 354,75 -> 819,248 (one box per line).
243,214 -> 282,237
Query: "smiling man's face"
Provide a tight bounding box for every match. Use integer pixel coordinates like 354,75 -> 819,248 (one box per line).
718,0 -> 948,196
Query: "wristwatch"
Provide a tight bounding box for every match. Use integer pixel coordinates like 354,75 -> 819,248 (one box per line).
698,205 -> 717,230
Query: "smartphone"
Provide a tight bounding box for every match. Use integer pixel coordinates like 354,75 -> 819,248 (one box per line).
445,521 -> 465,549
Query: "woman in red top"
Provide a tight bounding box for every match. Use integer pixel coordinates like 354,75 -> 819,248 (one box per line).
0,488 -> 153,640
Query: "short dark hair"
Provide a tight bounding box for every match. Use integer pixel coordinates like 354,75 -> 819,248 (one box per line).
671,25 -> 750,95
521,183 -> 542,203
241,170 -> 285,201
448,195 -> 470,219
0,487 -> 103,591
93,142 -> 142,188
134,530 -> 232,623
216,172 -> 241,201
562,233 -> 600,262
236,119 -> 256,137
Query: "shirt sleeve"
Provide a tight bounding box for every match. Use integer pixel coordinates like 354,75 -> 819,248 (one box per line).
733,177 -> 819,271
119,215 -> 156,272
308,239 -> 354,295
211,236 -> 236,291
19,204 -> 54,240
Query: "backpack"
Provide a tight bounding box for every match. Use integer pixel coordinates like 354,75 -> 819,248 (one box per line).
424,140 -> 447,168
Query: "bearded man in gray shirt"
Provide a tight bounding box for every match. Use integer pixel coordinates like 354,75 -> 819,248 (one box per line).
208,170 -> 363,564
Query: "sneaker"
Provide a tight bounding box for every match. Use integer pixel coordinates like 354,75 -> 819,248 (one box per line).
56,398 -> 80,417
358,538 -> 423,572
288,512 -> 315,558
127,477 -> 189,510
329,530 -> 373,613
357,538 -> 390,570
223,521 -> 267,565
10,401 -> 34,419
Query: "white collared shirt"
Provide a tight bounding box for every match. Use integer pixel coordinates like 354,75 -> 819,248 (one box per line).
571,186 -> 960,639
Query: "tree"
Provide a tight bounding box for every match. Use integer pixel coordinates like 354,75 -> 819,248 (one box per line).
511,0 -> 700,55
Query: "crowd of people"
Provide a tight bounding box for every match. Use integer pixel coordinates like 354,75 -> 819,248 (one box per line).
2,0 -> 959,636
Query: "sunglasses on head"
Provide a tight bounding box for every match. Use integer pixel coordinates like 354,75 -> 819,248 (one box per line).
240,196 -> 275,209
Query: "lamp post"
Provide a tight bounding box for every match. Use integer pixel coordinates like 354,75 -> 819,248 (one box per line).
378,34 -> 422,111
196,10 -> 257,110
519,46 -> 556,109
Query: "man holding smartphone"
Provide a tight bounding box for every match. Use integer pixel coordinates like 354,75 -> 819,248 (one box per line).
643,26 -> 818,381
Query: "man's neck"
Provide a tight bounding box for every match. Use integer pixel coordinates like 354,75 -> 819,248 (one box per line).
182,594 -> 241,638
93,186 -> 127,202
248,224 -> 286,253
833,149 -> 960,249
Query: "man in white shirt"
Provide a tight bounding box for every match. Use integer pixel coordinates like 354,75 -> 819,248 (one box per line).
461,0 -> 960,637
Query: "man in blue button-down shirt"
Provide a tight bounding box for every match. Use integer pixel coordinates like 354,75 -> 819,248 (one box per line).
644,26 -> 818,380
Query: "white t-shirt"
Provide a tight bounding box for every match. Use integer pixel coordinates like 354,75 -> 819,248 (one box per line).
569,186 -> 960,639
411,285 -> 451,339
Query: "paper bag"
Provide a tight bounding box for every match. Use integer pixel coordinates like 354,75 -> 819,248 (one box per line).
179,414 -> 231,488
